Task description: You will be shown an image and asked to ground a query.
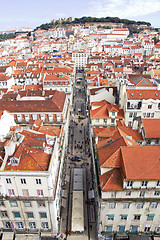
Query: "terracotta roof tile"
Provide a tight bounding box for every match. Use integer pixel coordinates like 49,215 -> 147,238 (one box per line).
121,146 -> 160,180
142,119 -> 160,138
100,168 -> 123,191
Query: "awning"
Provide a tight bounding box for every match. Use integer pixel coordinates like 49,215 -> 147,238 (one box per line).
61,198 -> 67,208
2,232 -> 14,240
15,234 -> 40,240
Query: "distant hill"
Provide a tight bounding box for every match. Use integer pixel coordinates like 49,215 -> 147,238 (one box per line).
35,16 -> 151,34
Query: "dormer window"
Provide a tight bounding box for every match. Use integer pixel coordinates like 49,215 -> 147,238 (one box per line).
10,157 -> 20,166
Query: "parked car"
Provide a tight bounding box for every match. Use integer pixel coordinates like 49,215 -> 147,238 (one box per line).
71,156 -> 81,162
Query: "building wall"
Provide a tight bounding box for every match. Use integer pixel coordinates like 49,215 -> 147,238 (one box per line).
100,199 -> 160,234
125,99 -> 160,126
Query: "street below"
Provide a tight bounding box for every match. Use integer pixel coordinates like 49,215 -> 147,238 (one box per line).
60,70 -> 98,240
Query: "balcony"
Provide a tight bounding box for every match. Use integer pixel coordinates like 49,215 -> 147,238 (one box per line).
127,106 -> 142,111
4,195 -> 55,201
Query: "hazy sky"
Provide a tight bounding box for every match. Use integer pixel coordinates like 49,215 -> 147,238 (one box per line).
0,0 -> 160,30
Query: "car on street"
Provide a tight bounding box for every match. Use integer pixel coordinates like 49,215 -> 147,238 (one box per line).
71,156 -> 81,162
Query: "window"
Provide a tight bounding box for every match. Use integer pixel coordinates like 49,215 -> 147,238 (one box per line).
6,178 -> 12,184
107,214 -> 114,220
111,192 -> 116,198
134,214 -> 141,220
151,113 -> 154,118
10,201 -> 17,207
156,226 -> 160,233
36,179 -> 42,184
105,225 -> 113,232
156,181 -> 160,188
129,113 -> 133,118
119,225 -> 125,233
26,212 -> 34,218
13,212 -> 21,218
144,225 -> 151,232
141,181 -> 148,188
111,118 -> 115,124
16,222 -> 24,229
29,222 -> 36,229
148,105 -> 152,109
136,202 -> 144,209
109,202 -> 116,209
39,212 -> 47,218
112,112 -> 115,116
22,189 -> 29,196
121,215 -> 128,220
96,119 -> 99,123
139,191 -> 145,197
150,202 -> 158,208
128,121 -> 132,127
133,112 -> 137,117
8,189 -> 15,196
126,191 -> 131,196
37,190 -> 43,197
37,201 -> 45,207
41,222 -> 49,230
131,225 -> 138,233
3,221 -> 11,229
0,200 -> 4,206
33,114 -> 37,120
24,201 -> 31,207
0,211 -> 8,218
21,178 -> 26,184
154,191 -> 160,196
126,181 -> 133,188
147,113 -> 150,118
123,202 -> 130,209
147,214 -> 155,221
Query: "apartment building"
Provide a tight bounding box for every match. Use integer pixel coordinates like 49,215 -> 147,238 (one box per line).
0,90 -> 69,124
43,73 -> 72,94
90,100 -> 124,127
0,125 -> 65,236
72,50 -> 88,69
124,89 -> 160,126
97,142 -> 160,238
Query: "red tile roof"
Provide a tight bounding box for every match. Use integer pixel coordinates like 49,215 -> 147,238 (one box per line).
0,90 -> 66,113
121,146 -> 160,180
142,119 -> 160,139
100,169 -> 123,191
127,89 -> 160,100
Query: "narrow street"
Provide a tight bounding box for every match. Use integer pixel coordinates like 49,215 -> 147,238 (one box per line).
60,70 -> 98,240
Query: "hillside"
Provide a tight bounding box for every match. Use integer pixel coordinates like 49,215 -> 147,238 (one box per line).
36,16 -> 151,34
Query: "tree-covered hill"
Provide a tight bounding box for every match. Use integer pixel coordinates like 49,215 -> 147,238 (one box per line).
35,16 -> 151,31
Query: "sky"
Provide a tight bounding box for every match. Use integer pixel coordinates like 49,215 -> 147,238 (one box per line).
0,0 -> 160,31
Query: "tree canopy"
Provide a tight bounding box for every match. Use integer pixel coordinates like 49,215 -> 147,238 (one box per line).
35,16 -> 151,31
